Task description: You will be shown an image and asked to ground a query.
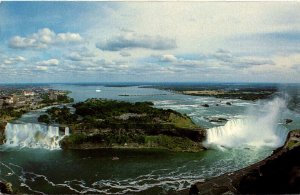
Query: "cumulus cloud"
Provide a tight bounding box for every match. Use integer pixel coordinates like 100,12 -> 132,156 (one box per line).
0,56 -> 26,66
35,66 -> 48,71
96,33 -> 176,51
9,28 -> 83,49
160,54 -> 177,62
66,47 -> 97,61
153,50 -> 274,72
37,59 -> 60,66
120,51 -> 131,57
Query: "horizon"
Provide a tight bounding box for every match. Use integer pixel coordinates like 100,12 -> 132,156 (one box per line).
1,2 -> 300,83
0,81 -> 299,85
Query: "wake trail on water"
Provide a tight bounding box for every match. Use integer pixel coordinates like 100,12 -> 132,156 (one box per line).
204,97 -> 289,150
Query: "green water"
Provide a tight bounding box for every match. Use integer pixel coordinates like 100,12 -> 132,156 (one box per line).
0,147 -> 272,194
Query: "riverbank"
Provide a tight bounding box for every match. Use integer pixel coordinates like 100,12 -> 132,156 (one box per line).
143,84 -> 277,101
60,134 -> 205,152
176,129 -> 300,195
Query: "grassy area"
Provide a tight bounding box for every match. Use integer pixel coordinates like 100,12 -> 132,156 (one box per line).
145,135 -> 203,152
285,130 -> 300,150
167,113 -> 198,129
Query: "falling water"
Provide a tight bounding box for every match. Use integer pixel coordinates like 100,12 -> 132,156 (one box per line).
205,97 -> 289,149
4,123 -> 69,150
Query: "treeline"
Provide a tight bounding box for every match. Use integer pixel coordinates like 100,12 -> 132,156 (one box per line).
38,106 -> 77,124
0,108 -> 27,119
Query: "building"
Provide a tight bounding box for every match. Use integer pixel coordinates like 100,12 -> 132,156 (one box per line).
49,92 -> 58,101
3,96 -> 14,104
24,91 -> 35,96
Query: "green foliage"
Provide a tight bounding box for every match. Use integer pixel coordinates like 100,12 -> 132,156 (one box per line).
38,114 -> 50,124
145,135 -> 201,151
74,99 -> 157,119
45,106 -> 78,124
61,133 -> 88,146
61,132 -> 145,148
0,108 -> 26,119
168,113 -> 198,129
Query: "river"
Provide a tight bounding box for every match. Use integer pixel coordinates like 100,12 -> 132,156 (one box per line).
1,83 -> 299,194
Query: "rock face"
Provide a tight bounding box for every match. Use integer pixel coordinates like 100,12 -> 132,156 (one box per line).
0,122 -> 7,145
202,104 -> 209,108
285,119 -> 293,124
175,130 -> 300,195
0,181 -> 13,194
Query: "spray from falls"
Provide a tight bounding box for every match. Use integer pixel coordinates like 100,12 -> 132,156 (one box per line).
4,123 -> 70,150
205,97 -> 289,149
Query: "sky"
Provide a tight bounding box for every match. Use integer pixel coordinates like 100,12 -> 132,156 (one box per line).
0,1 -> 300,83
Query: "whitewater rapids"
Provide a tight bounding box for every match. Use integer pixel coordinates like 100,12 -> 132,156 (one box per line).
205,97 -> 289,149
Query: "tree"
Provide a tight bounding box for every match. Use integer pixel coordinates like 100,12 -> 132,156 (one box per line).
38,114 -> 50,124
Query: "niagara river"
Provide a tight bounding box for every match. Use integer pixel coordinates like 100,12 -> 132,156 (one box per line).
1,83 -> 300,194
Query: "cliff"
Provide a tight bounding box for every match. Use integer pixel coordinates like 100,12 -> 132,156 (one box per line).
0,181 -> 13,194
0,122 -> 6,144
176,129 -> 300,194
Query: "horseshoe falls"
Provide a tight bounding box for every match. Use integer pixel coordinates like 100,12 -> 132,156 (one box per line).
3,123 -> 69,150
205,97 -> 289,149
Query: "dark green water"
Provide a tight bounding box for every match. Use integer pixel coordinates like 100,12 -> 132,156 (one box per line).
0,147 -> 272,194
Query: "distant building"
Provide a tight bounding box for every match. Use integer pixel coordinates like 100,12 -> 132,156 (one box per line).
3,96 -> 14,104
49,93 -> 58,101
24,91 -> 35,96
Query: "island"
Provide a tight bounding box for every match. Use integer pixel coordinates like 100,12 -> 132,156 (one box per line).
38,98 -> 206,152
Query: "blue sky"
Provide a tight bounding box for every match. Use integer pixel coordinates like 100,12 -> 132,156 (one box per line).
0,2 -> 300,83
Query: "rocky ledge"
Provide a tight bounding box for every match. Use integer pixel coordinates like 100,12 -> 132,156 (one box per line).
0,122 -> 7,144
0,181 -> 13,194
175,129 -> 300,195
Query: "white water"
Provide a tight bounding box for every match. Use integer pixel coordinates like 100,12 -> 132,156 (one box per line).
4,123 -> 69,150
205,98 -> 289,149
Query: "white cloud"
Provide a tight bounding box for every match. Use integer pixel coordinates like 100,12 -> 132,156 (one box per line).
9,28 -> 83,49
15,56 -> 26,62
37,59 -> 60,66
0,55 -> 26,66
66,47 -> 98,61
160,54 -> 177,62
35,66 -> 48,71
96,33 -> 176,51
120,51 -> 131,57
4,60 -> 13,65
57,33 -> 82,42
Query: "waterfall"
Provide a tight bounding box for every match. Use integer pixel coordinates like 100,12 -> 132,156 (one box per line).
204,97 -> 289,149
4,123 -> 70,150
